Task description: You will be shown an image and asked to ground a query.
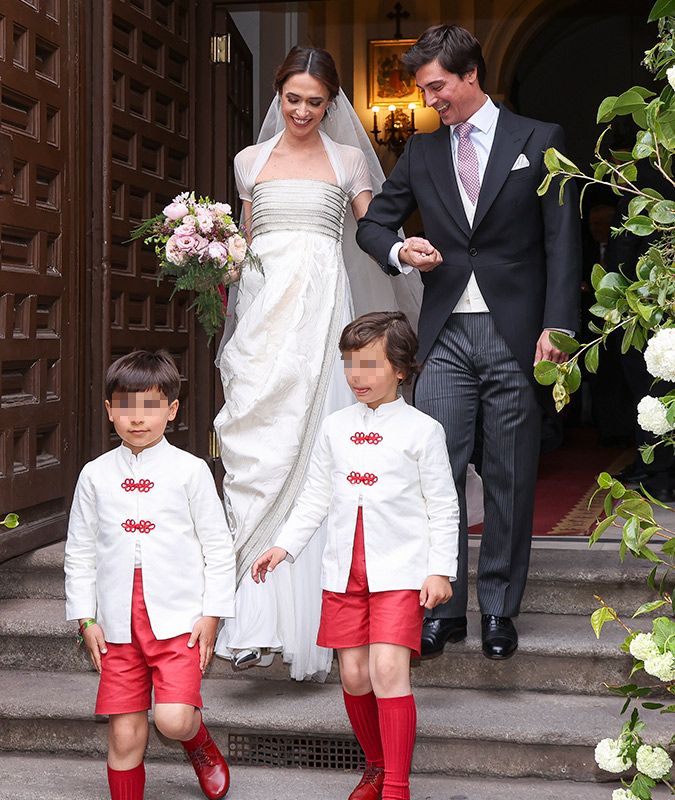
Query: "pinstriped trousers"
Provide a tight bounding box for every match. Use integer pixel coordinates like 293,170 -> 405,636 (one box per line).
415,313 -> 541,618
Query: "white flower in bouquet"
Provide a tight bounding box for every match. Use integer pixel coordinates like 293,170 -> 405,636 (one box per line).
643,650 -> 675,682
207,241 -> 229,266
644,328 -> 675,382
668,65 -> 675,91
612,789 -> 639,800
212,201 -> 232,216
595,738 -> 632,773
228,234 -> 248,264
629,632 -> 660,662
195,207 -> 215,233
163,201 -> 189,221
637,396 -> 673,436
635,744 -> 673,780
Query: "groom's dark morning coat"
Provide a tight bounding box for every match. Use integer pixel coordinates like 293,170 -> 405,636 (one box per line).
356,104 -> 581,384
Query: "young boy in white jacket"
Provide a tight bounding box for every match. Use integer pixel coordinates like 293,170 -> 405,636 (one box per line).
252,312 -> 460,800
64,350 -> 235,800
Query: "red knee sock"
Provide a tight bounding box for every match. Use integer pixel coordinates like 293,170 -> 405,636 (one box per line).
377,695 -> 417,800
107,762 -> 145,800
343,689 -> 385,768
181,714 -> 208,751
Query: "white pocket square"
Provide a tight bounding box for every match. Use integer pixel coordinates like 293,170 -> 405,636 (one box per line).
511,154 -> 530,170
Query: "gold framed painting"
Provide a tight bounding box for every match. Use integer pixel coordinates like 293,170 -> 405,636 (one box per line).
367,39 -> 422,107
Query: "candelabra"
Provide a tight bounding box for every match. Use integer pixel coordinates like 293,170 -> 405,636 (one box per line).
370,103 -> 417,157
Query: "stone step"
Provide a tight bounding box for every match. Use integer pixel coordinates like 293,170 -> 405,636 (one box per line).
3,754 -> 663,800
1,671 -> 671,782
0,542 -> 653,616
0,599 -> 644,695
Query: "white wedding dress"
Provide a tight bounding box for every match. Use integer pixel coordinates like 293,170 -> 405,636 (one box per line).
214,130 -> 410,680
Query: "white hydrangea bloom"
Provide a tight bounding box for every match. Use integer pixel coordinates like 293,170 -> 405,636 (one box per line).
629,632 -> 660,662
636,744 -> 673,780
668,65 -> 675,91
595,738 -> 632,773
612,789 -> 639,800
643,651 -> 675,682
644,329 -> 675,381
637,396 -> 673,436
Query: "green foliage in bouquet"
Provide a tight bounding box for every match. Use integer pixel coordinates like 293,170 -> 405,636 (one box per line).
131,192 -> 262,340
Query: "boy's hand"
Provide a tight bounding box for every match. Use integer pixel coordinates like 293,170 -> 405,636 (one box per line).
251,547 -> 287,584
80,621 -> 107,673
419,575 -> 453,610
188,616 -> 219,673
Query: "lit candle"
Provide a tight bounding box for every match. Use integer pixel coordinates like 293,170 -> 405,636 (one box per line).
372,106 -> 379,132
388,104 -> 396,130
408,102 -> 417,131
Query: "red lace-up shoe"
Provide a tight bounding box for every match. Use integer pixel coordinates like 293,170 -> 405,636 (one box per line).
184,732 -> 230,799
348,765 -> 385,800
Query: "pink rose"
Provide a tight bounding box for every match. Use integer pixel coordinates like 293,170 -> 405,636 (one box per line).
163,201 -> 189,221
174,220 -> 196,236
213,202 -> 232,216
207,241 -> 229,265
228,234 -> 247,264
174,233 -> 207,258
165,235 -> 186,265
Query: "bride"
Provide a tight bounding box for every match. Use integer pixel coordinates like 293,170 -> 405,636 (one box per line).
214,46 -> 479,680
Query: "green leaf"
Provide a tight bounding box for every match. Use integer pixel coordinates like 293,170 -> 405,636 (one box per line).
628,196 -> 653,217
648,0 -> 675,22
590,263 -> 607,291
591,606 -> 617,638
640,444 -> 656,465
613,90 -> 648,116
1,513 -> 19,529
629,772 -> 656,800
566,363 -> 582,393
548,331 -> 580,354
649,200 -> 675,225
641,702 -> 664,710
584,342 -> 600,374
624,216 -> 656,236
623,516 -> 640,552
593,161 -> 610,180
619,163 -> 638,183
536,174 -> 553,197
534,360 -> 559,386
597,96 -> 618,124
598,472 -> 613,489
589,514 -> 617,546
632,600 -> 667,618
652,616 -> 675,654
646,566 -> 658,591
544,148 -> 561,172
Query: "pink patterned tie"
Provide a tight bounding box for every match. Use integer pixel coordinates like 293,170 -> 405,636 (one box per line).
455,122 -> 480,205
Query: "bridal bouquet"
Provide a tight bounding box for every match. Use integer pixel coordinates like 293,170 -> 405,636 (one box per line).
131,191 -> 261,339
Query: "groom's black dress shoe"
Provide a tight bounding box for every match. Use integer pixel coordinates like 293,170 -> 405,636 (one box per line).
481,615 -> 518,660
420,616 -> 467,659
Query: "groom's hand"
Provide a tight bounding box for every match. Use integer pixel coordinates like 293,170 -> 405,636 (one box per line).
400,237 -> 443,272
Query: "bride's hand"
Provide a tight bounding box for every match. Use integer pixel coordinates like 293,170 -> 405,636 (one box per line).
251,547 -> 288,583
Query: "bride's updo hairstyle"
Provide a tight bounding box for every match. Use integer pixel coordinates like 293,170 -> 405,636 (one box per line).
273,46 -> 340,102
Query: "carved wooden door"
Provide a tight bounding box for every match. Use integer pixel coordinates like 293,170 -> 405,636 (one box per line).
0,0 -> 80,558
94,0 -> 207,457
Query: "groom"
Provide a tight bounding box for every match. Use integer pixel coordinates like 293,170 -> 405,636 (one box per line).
357,24 -> 581,660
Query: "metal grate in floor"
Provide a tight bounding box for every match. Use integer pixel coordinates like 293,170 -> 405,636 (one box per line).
228,732 -> 366,771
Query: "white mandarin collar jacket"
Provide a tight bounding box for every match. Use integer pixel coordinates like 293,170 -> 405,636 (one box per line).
64,438 -> 236,643
275,398 -> 459,593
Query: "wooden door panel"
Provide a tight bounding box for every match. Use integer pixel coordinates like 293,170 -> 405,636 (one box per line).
0,0 -> 79,558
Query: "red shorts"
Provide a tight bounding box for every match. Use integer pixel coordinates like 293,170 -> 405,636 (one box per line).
95,569 -> 203,715
317,508 -> 424,656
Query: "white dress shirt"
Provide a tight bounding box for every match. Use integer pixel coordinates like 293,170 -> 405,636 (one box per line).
389,97 -> 498,314
274,398 -> 459,593
64,438 -> 236,643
